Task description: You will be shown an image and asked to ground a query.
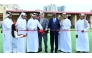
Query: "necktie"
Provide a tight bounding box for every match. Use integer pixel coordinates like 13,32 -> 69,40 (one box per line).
53,18 -> 56,23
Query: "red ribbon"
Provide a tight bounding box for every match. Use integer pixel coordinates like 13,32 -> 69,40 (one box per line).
39,30 -> 45,35
1,30 -> 92,32
13,22 -> 16,25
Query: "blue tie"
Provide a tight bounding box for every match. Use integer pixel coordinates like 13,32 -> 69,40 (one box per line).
53,18 -> 56,23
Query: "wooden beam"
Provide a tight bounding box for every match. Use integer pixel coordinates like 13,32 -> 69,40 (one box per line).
12,13 -> 19,15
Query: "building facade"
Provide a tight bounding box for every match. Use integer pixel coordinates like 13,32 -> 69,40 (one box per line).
43,4 -> 66,11
43,4 -> 57,11
0,4 -> 20,10
43,6 -> 47,11
57,6 -> 65,11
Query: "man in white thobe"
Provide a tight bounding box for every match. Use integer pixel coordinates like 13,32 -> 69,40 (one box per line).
27,13 -> 43,53
61,13 -> 72,53
76,14 -> 90,53
58,17 -> 63,52
2,12 -> 13,53
16,12 -> 27,53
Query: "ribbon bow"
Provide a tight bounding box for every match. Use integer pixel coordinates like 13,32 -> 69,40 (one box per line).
39,30 -> 45,35
13,22 -> 16,25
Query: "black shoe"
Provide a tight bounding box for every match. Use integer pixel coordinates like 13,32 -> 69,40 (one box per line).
38,50 -> 42,52
50,51 -> 53,53
60,50 -> 63,52
63,52 -> 66,53
58,50 -> 61,52
67,52 -> 70,53
27,52 -> 31,53
27,52 -> 35,53
76,51 -> 80,53
45,50 -> 48,53
34,52 -> 38,53
55,51 -> 58,53
82,51 -> 88,53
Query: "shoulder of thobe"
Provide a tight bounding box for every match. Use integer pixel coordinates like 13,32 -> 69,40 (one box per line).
17,19 -> 21,22
4,18 -> 9,22
3,20 -> 6,23
27,19 -> 30,22
28,18 -> 31,20
84,19 -> 88,23
28,19 -> 32,22
68,19 -> 71,21
77,20 -> 80,24
36,19 -> 39,22
5,18 -> 9,20
24,19 -> 26,21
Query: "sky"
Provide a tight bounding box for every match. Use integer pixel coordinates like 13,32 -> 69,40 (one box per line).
19,4 -> 92,12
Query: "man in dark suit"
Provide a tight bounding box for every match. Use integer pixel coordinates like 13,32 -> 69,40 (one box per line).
48,13 -> 60,53
38,13 -> 49,53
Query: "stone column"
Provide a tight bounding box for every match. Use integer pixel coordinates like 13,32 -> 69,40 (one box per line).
71,14 -> 77,28
90,15 -> 92,28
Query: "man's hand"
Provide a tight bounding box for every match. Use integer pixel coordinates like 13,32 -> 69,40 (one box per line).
76,34 -> 78,38
33,28 -> 37,31
45,28 -> 48,31
21,35 -> 27,38
1,31 -> 2,33
81,30 -> 84,33
56,30 -> 59,32
23,35 -> 27,37
26,28 -> 29,31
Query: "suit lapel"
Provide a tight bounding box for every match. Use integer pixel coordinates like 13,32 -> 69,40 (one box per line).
41,18 -> 45,25
38,19 -> 40,22
53,18 -> 57,24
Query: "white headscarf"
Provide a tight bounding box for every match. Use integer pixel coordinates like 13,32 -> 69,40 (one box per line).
62,13 -> 66,15
31,13 -> 37,16
16,12 -> 26,26
80,13 -> 85,16
4,12 -> 12,19
62,13 -> 68,16
80,13 -> 88,28
30,13 -> 37,19
17,12 -> 27,20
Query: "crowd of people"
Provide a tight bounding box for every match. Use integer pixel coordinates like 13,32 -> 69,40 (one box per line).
1,11 -> 90,53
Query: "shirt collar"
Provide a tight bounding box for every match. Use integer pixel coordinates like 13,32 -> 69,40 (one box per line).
53,18 -> 56,19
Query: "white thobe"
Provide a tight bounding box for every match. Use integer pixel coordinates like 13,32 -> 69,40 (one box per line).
27,18 -> 42,52
16,18 -> 27,53
75,19 -> 90,52
58,25 -> 64,51
2,18 -> 13,53
61,18 -> 71,52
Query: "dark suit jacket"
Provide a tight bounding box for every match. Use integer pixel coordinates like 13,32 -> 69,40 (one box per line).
38,18 -> 49,33
38,18 -> 49,30
48,17 -> 60,31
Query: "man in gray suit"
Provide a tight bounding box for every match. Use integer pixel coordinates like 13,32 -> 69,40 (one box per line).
38,13 -> 49,53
